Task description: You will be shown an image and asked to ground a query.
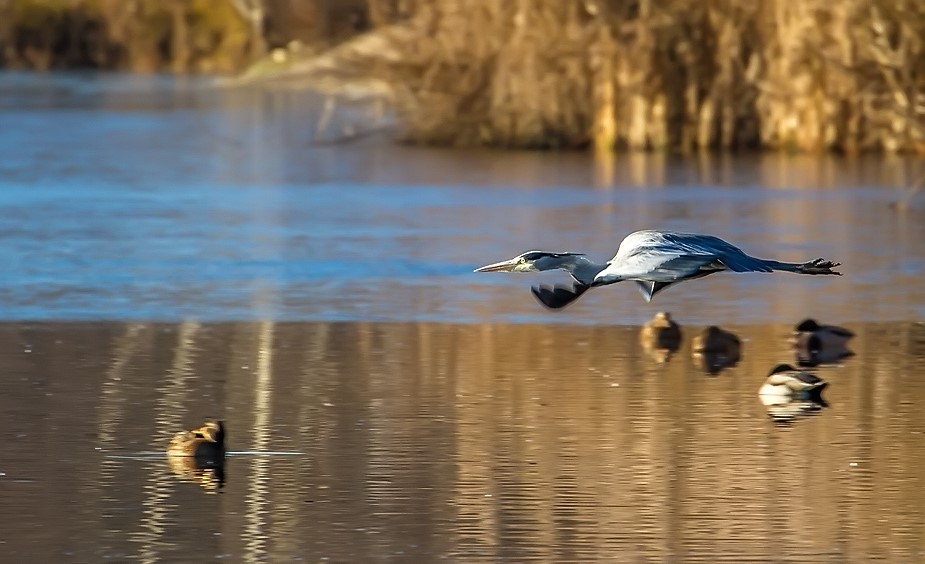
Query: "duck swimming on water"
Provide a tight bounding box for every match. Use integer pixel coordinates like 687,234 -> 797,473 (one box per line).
790,319 -> 855,366
758,364 -> 828,399
692,325 -> 741,374
790,318 -> 854,352
640,312 -> 682,363
640,312 -> 682,350
167,420 -> 226,463
475,230 -> 841,309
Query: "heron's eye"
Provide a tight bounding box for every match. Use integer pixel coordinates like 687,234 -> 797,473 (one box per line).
518,257 -> 527,264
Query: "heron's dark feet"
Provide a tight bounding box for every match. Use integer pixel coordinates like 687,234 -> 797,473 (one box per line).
800,258 -> 842,275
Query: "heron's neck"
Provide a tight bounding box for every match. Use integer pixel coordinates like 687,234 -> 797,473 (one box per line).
547,255 -> 606,285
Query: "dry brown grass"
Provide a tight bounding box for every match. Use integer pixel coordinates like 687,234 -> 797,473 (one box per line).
0,0 -> 413,72
0,0 -> 258,72
381,0 -> 925,153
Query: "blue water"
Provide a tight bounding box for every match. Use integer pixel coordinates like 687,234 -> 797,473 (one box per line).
1,72 -> 924,323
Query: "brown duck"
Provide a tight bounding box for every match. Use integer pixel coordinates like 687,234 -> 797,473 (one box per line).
692,325 -> 742,374
167,420 -> 226,462
640,312 -> 682,350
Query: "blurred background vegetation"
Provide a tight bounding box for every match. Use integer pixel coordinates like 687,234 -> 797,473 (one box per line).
3,0 -> 924,153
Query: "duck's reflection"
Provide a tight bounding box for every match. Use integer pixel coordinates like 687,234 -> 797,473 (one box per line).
167,455 -> 226,493
759,394 -> 829,425
793,346 -> 854,367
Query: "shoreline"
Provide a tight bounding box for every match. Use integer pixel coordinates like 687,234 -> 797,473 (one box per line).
4,2 -> 924,154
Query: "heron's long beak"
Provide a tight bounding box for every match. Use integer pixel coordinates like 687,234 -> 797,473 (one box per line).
474,258 -> 519,273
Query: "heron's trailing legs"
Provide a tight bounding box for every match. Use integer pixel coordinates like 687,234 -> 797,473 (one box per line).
799,258 -> 842,275
762,258 -> 842,276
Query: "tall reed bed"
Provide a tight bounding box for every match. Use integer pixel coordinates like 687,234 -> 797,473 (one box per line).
385,0 -> 925,152
0,0 -> 258,72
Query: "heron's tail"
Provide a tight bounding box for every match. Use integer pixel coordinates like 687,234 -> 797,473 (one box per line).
761,258 -> 842,275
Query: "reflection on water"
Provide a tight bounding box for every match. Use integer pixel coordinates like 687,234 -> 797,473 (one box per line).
760,394 -> 829,426
166,454 -> 225,493
1,321 -> 924,561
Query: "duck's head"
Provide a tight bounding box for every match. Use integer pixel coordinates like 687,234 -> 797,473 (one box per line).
767,363 -> 797,376
704,325 -> 725,337
794,319 -> 821,332
702,326 -> 740,347
197,420 -> 226,446
651,311 -> 674,325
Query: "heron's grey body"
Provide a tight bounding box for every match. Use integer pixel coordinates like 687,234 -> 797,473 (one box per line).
474,230 -> 842,309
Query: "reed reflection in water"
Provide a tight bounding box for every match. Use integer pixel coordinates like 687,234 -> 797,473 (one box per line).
0,321 -> 923,561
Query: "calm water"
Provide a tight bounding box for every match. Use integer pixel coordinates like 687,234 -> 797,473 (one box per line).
1,73 -> 925,561
1,321 -> 924,562
1,73 -> 924,324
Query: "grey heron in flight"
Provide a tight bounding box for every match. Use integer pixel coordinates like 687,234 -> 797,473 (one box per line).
474,230 -> 842,309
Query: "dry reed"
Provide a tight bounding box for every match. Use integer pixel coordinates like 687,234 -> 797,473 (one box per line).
0,0 -> 258,72
381,0 -> 925,153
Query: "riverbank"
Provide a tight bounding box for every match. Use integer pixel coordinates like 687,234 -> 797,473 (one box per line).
278,1 -> 925,154
3,1 -> 924,153
0,0 -> 393,73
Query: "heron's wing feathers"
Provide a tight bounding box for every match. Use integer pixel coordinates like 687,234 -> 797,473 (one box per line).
603,230 -> 776,281
530,282 -> 590,309
601,253 -> 721,281
651,255 -> 725,277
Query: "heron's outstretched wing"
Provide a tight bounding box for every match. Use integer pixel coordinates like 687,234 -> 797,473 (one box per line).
607,231 -> 775,279
530,282 -> 590,309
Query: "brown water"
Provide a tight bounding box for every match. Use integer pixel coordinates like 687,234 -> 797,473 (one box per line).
2,321 -> 924,562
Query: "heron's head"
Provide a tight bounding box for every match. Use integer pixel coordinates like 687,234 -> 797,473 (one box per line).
474,251 -> 575,273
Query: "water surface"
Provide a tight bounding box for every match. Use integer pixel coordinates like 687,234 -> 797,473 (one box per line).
1,321 -> 923,561
1,73 -> 925,562
1,72 -> 924,324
